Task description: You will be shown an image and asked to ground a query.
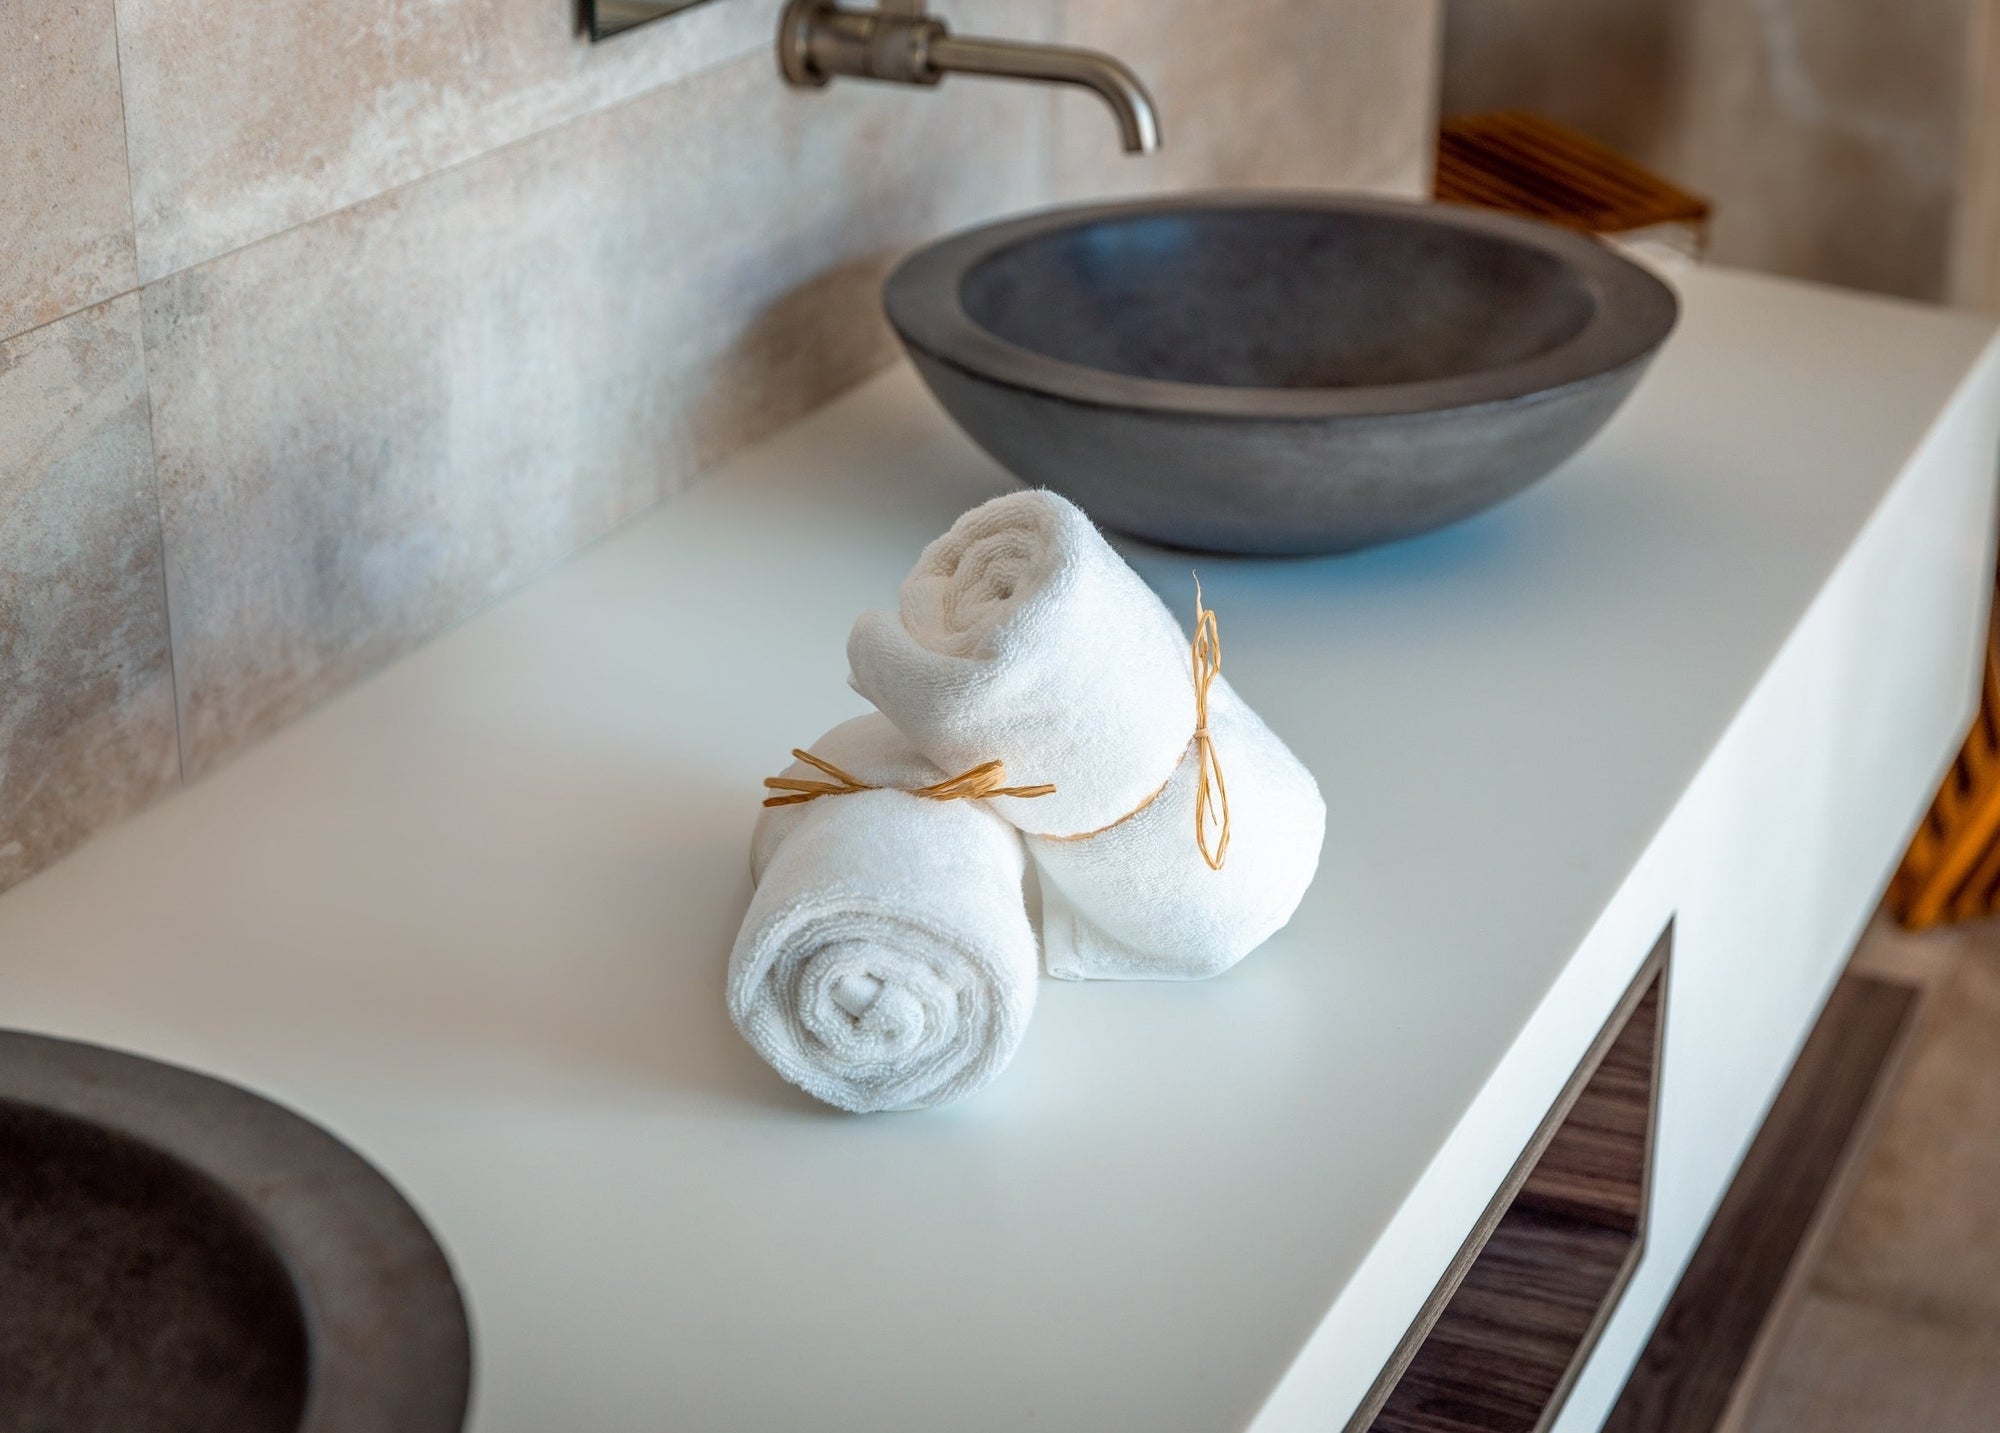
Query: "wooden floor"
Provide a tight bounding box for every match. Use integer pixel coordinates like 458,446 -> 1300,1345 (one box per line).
1737,918 -> 2000,1432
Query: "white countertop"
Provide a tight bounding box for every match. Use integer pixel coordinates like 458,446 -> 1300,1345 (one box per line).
1,268 -> 1996,1432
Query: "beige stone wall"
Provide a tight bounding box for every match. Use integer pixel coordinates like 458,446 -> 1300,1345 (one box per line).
1443,0 -> 1974,303
0,0 -> 1443,893
1950,0 -> 2000,313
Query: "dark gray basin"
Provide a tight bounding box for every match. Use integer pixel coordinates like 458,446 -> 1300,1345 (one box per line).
0,1031 -> 470,1433
885,193 -> 1679,554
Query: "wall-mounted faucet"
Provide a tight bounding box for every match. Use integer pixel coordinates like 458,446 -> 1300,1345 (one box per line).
777,0 -> 1162,155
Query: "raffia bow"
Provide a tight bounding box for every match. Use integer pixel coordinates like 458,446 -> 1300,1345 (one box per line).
763,749 -> 1056,809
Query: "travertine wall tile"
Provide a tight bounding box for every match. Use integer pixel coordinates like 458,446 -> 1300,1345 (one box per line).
0,0 -> 140,342
1948,0 -> 2000,313
145,18 -> 1056,777
113,0 -> 773,279
1671,0 -> 1971,301
2,0 -> 1444,882
0,297 -> 179,893
1053,0 -> 1441,201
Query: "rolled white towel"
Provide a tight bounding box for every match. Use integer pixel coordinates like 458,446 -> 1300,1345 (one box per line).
849,491 -> 1327,981
728,714 -> 1039,1111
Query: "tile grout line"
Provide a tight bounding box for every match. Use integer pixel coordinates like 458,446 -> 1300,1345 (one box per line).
106,0 -> 188,783
1043,0 -> 1068,200
0,283 -> 145,355
0,26 -> 774,338
122,25 -> 776,291
136,327 -> 187,786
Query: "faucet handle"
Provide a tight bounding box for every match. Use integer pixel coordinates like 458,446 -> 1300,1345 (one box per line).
778,0 -> 1161,154
780,0 -> 946,88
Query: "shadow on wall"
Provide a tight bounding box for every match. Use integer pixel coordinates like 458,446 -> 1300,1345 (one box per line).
1443,0 -> 1693,162
686,255 -> 906,476
1441,0 -> 1979,305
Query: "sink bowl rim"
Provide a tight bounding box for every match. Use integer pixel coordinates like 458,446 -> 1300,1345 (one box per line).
0,1029 -> 472,1433
884,191 -> 1680,422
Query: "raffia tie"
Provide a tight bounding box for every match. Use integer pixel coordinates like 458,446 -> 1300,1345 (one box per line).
763,748 -> 1056,809
1189,579 -> 1231,871
1027,578 -> 1233,870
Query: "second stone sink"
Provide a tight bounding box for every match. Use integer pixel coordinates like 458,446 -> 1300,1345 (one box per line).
0,1031 -> 470,1433
884,193 -> 1679,554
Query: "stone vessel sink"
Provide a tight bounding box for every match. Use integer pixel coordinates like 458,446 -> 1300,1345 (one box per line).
0,1031 -> 470,1433
884,193 -> 1680,555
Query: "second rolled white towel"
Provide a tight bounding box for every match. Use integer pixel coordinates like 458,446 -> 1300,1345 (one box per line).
849,490 -> 1326,980
728,714 -> 1039,1111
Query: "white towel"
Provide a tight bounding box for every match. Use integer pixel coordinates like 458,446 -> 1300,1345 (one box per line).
849,491 -> 1327,981
728,714 -> 1039,1111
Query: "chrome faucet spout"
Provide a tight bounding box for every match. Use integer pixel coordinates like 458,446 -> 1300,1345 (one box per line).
927,34 -> 1159,154
779,0 -> 1161,156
